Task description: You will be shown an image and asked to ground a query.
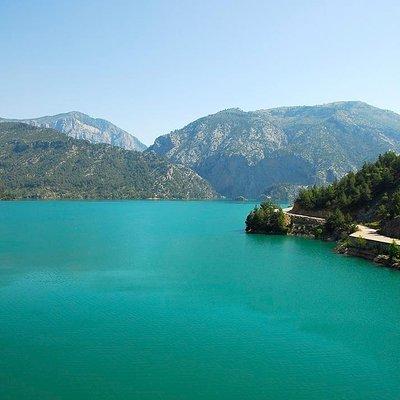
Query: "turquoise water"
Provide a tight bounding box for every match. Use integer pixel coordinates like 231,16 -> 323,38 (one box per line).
1,200 -> 400,400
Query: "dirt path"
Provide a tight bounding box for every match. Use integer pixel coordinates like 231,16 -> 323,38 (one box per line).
284,208 -> 326,223
350,225 -> 400,245
284,207 -> 400,245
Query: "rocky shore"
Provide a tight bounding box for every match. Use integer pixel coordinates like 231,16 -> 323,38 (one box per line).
286,211 -> 400,270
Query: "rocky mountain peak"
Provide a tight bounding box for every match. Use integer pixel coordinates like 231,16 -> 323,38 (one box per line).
1,112 -> 147,152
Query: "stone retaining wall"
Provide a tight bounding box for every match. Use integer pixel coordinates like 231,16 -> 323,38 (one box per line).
286,213 -> 325,237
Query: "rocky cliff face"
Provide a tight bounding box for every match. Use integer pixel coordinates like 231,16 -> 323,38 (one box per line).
148,102 -> 400,199
2,111 -> 146,151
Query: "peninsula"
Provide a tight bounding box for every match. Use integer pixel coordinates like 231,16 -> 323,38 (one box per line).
246,152 -> 400,269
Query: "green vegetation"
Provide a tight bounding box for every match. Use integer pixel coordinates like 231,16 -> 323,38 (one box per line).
0,122 -> 216,200
245,203 -> 356,239
388,241 -> 400,261
245,201 -> 289,234
354,236 -> 367,249
246,152 -> 400,268
324,209 -> 357,239
296,152 -> 400,224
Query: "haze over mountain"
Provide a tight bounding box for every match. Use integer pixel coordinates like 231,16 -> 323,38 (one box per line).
148,101 -> 400,199
0,122 -> 215,200
1,111 -> 146,151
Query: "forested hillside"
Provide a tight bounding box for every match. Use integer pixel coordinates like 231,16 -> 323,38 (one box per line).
292,152 -> 400,235
0,122 -> 216,200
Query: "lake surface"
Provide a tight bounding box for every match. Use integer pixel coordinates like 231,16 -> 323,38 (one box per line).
1,201 -> 400,400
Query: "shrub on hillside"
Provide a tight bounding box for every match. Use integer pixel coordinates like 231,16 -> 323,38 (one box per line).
324,209 -> 357,239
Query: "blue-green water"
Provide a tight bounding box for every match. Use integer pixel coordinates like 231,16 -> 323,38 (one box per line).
1,201 -> 400,400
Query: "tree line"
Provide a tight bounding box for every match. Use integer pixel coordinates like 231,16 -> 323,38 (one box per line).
296,151 -> 400,223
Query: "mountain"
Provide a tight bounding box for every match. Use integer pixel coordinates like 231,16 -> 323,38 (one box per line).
1,111 -> 146,151
0,122 -> 216,200
148,102 -> 400,199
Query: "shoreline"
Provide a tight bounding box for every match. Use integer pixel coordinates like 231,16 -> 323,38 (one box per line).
284,209 -> 400,270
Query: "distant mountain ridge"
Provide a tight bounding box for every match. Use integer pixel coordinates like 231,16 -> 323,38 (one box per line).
1,111 -> 146,151
148,101 -> 400,199
0,122 -> 216,200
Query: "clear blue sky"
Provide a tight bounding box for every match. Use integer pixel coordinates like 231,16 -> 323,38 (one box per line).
1,0 -> 399,145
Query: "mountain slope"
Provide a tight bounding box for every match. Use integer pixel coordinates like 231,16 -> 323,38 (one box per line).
148,102 -> 400,199
292,151 -> 400,237
1,111 -> 146,151
0,122 -> 216,199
